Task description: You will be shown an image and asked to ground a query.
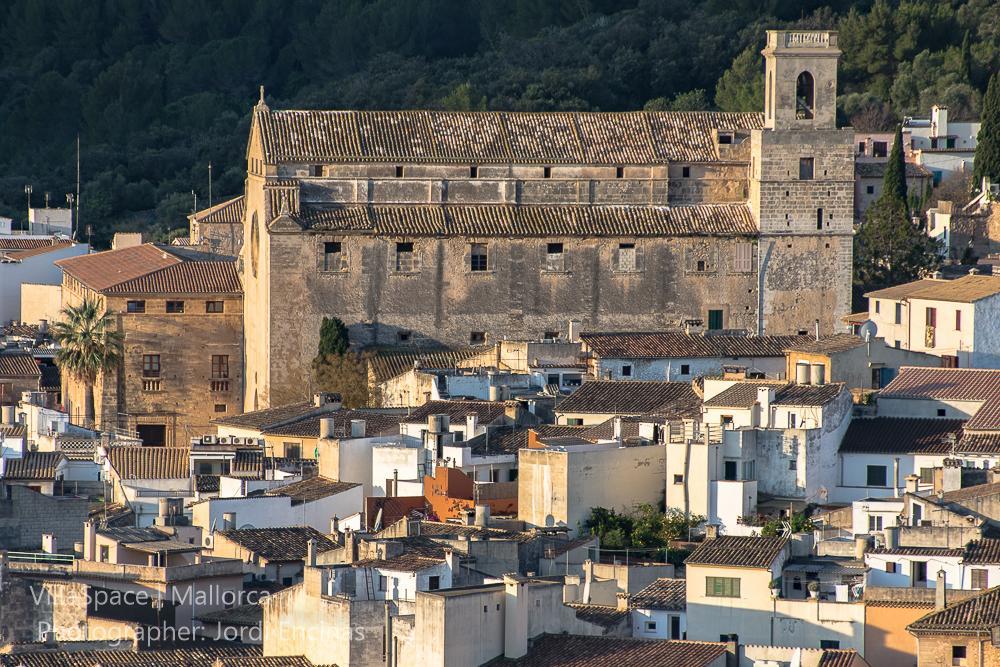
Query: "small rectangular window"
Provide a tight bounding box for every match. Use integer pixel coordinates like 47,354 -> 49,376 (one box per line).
621,365 -> 632,377
894,303 -> 902,324
323,241 -> 344,271
952,645 -> 966,666
99,545 -> 109,563
617,243 -> 637,272
567,418 -> 584,426
873,142 -> 887,158
866,185 -> 875,194
395,242 -> 415,272
682,166 -> 690,178
615,166 -> 625,179
428,575 -> 440,590
310,165 -> 323,177
142,354 -> 161,378
543,166 -> 552,178
544,242 -> 565,272
705,576 -> 740,598
394,166 -> 404,178
127,300 -> 145,314
470,331 -> 486,345
470,165 -> 478,178
926,307 -> 937,328
955,310 -> 962,331
858,141 -> 866,153
875,300 -> 880,314
543,331 -> 560,341
718,133 -> 733,145
397,331 -> 411,343
696,260 -> 706,272
734,243 -> 753,273
378,575 -> 387,591
937,408 -> 947,417
211,355 -> 229,379
867,465 -> 887,487
470,243 -> 488,272
206,301 -> 224,313
819,640 -> 840,650
166,300 -> 184,313
673,474 -> 684,485
971,569 -> 989,590
680,364 -> 690,375
708,309 -> 723,330
644,621 -> 657,632
799,157 -> 814,180
816,208 -> 824,230
214,404 -> 227,413
886,562 -> 897,573
919,467 -> 933,484
789,459 -> 797,470
868,514 -> 883,531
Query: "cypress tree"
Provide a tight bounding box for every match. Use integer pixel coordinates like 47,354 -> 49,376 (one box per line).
974,73 -> 1000,189
879,124 -> 908,211
316,316 -> 349,358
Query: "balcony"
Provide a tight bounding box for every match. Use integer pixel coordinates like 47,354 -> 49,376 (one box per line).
142,379 -> 162,392
210,380 -> 230,392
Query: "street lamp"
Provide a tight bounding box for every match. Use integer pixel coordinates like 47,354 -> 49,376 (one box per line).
24,184 -> 32,214
66,193 -> 75,238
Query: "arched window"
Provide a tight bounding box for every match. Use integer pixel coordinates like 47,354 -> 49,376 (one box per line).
796,71 -> 814,120
250,212 -> 259,278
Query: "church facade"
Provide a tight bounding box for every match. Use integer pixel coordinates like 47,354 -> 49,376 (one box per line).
233,30 -> 854,408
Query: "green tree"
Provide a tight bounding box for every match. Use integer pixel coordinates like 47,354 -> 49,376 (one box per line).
313,351 -> 377,409
974,73 -> 1000,189
855,197 -> 939,295
880,125 -> 909,211
761,512 -> 816,537
714,45 -> 763,112
317,316 -> 350,359
50,299 -> 124,428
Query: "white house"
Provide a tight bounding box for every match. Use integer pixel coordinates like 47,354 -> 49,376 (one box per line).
0,236 -> 87,325
905,105 -> 980,183
866,273 -> 1000,368
630,577 -> 686,640
865,539 -> 1000,591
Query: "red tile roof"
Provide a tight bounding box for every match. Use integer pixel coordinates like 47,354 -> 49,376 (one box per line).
580,332 -> 806,359
503,635 -> 728,667
56,244 -> 180,292
555,381 -> 701,417
190,195 -> 245,225
216,526 -> 338,562
0,238 -> 57,250
0,353 -> 41,378
104,260 -> 241,295
685,535 -> 787,569
908,585 -> 1000,635
630,578 -> 686,611
107,446 -> 190,480
817,649 -> 864,667
963,538 -> 1000,564
880,367 -> 1000,431
2,452 -> 65,480
838,418 -> 964,454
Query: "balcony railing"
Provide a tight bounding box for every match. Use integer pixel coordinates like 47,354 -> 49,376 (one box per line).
142,379 -> 161,392
210,380 -> 230,392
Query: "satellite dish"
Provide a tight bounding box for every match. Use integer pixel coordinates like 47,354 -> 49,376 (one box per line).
858,320 -> 878,342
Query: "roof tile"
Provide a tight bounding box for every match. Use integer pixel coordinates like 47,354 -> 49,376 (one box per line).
555,381 -> 701,417
685,535 -> 787,568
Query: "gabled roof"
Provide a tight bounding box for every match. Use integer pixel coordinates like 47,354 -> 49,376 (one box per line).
880,367 -> 1000,431
838,418 -> 964,454
0,240 -> 74,261
685,535 -> 787,569
0,238 -> 58,251
962,538 -> 1000,564
500,634 -> 728,667
103,260 -> 241,295
0,353 -> 40,378
56,244 -> 181,292
866,274 -> 1000,303
262,409 -> 403,439
299,203 -> 758,237
940,481 -> 1000,504
2,452 -> 65,481
195,601 -> 262,627
703,382 -> 844,409
212,401 -> 321,430
555,381 -> 701,417
107,447 -> 190,480
255,107 -> 763,165
367,345 -> 491,384
817,649 -> 866,667
465,426 -> 530,455
783,333 -> 866,354
190,195 -> 245,225
630,578 -> 686,611
566,603 -> 629,628
580,331 -> 806,359
908,585 -> 1000,635
403,400 -> 507,425
216,526 -> 338,562
264,476 -> 359,505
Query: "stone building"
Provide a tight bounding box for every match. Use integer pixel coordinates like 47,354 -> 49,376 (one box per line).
235,29 -> 854,409
187,195 -> 245,257
55,244 -> 243,446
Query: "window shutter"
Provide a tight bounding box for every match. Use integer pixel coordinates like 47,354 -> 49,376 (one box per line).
635,244 -> 644,272
611,245 -> 620,271
413,246 -> 422,273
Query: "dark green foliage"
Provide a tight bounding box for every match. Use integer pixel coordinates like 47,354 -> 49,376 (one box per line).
855,196 -> 940,295
974,73 -> 1000,188
880,125 -> 909,211
0,0 -> 997,246
582,504 -> 705,551
317,316 -> 350,359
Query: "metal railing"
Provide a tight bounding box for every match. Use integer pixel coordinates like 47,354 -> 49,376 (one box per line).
6,551 -> 75,565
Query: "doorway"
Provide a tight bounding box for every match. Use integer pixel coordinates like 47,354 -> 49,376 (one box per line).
136,424 -> 167,446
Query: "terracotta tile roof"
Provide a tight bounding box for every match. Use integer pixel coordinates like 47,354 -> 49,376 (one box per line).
855,161 -> 932,179
0,645 -> 319,666
367,345 -> 491,384
300,203 -> 758,237
581,332 -> 806,359
0,238 -> 57,250
578,417 -> 644,442
231,452 -> 317,478
630,578 -> 686,611
196,474 -> 220,492
866,274 -> 1000,303
1,323 -> 41,338
190,196 -> 245,225
962,538 -> 1000,564
566,603 -> 629,628
403,400 -> 507,425
838,418 -> 964,454
0,423 -> 27,439
263,410 -> 403,439
0,241 -> 75,261
466,426 -> 529,455
256,108 -> 762,164
940,481 -> 1000,504
216,526 -> 338,562
704,382 -> 844,408
107,446 -> 190,480
956,432 -> 1000,454
212,401 -> 320,430
817,649 -> 864,667
501,635 -> 728,667
880,367 -> 1000,430
685,535 -> 787,568
408,520 -> 533,543
783,333 -> 866,354
555,381 -> 701,416
0,353 -> 41,377
869,546 -> 964,558
104,260 -> 241,295
2,452 -> 65,480
908,585 -> 1000,635
195,601 -> 262,627
56,244 -> 181,292
534,424 -> 589,438
264,476 -> 359,505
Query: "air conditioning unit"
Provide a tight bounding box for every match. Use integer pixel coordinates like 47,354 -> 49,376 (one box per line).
201,435 -> 217,445
216,436 -> 231,445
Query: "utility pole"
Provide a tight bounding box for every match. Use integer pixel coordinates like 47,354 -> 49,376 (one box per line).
75,134 -> 81,241
191,190 -> 198,214
208,162 -> 213,208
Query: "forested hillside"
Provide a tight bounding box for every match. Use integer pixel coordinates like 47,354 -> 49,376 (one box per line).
0,0 -> 996,247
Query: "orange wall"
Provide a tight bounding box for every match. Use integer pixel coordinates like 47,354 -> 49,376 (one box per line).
424,467 -> 516,520
865,603 -> 931,667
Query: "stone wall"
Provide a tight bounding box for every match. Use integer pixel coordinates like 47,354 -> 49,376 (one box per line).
0,575 -> 89,643
0,484 -> 88,551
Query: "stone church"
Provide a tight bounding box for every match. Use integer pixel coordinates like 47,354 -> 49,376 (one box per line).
228,30 -> 853,408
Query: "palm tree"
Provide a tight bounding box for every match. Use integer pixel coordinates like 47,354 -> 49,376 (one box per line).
50,299 -> 123,429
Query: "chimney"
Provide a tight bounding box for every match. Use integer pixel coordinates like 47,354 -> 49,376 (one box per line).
463,508 -> 476,526
612,416 -> 623,444
306,538 -> 317,567
814,318 -> 820,342
349,419 -> 366,438
884,526 -> 899,550
330,516 -> 340,535
503,574 -> 529,659
567,320 -> 580,343
616,592 -> 630,611
344,529 -> 357,564
83,520 -> 96,561
475,504 -> 490,528
319,417 -> 336,440
705,524 -> 720,541
854,535 -> 869,560
222,511 -> 236,531
444,547 -> 455,574
724,634 -> 739,667
935,570 -> 947,610
38,319 -> 48,335
942,465 -> 963,492
313,392 -> 342,410
42,533 -> 57,555
757,387 -> 774,428
466,414 -> 479,438
905,474 -> 920,495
